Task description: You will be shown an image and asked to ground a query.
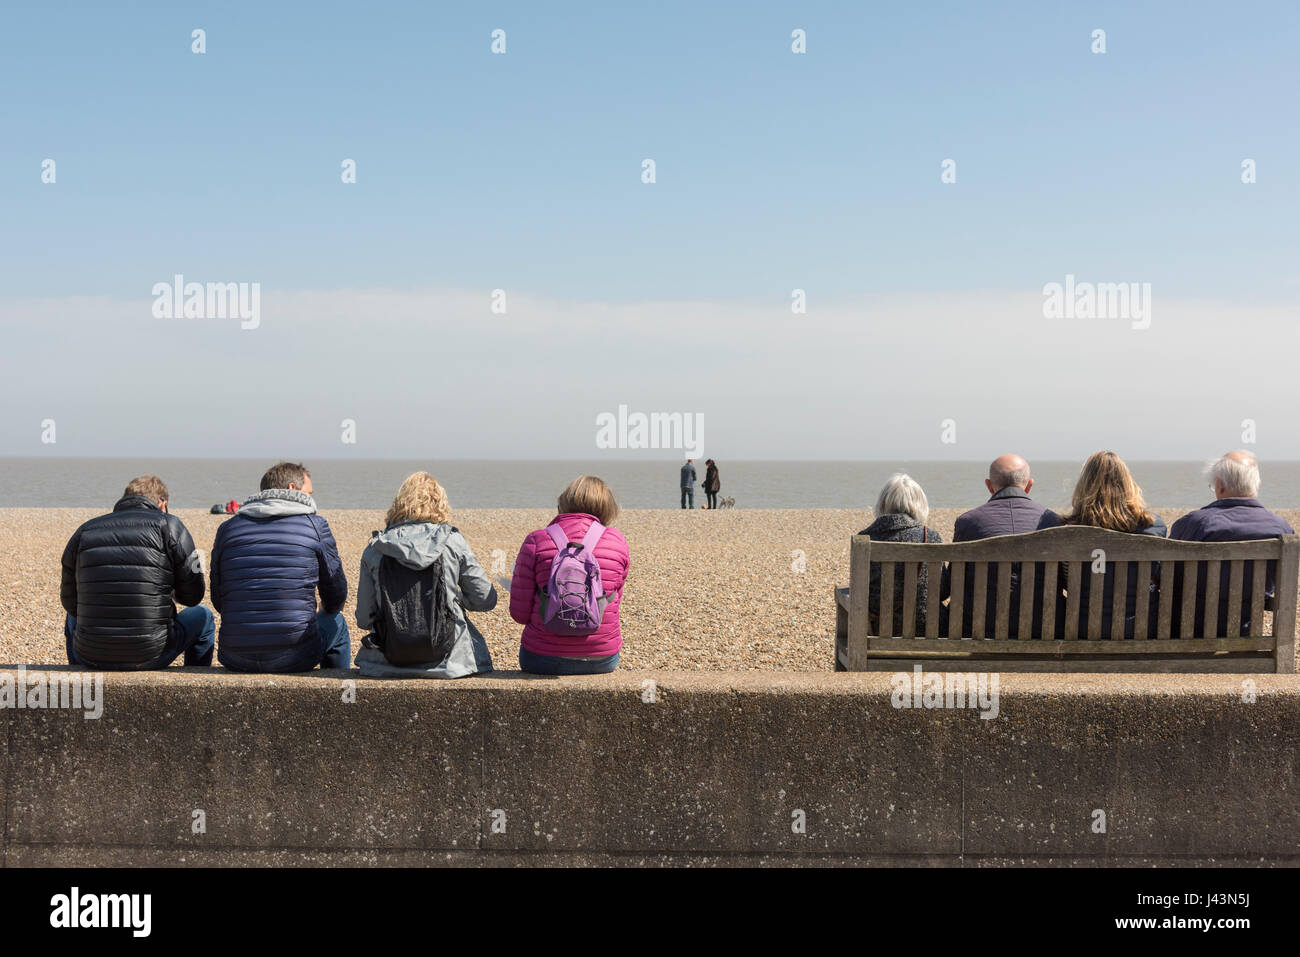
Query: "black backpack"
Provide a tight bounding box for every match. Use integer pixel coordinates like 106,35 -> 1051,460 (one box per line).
374,550 -> 458,666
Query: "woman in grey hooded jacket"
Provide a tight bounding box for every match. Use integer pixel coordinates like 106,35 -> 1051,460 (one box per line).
353,472 -> 497,678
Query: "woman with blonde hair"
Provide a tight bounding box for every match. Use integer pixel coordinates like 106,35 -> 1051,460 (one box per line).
353,472 -> 497,677
510,475 -> 630,674
1059,451 -> 1166,638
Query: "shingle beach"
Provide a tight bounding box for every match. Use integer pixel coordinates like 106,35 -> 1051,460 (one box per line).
6,507 -> 1298,671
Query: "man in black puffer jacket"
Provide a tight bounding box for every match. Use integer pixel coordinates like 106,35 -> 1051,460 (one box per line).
61,475 -> 214,669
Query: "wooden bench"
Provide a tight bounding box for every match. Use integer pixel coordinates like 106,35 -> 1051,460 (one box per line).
834,526 -> 1299,673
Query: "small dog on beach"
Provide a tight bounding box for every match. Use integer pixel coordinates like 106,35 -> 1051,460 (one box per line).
720,496 -> 735,509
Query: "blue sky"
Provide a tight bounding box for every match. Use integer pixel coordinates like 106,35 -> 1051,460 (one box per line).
2,1 -> 1298,459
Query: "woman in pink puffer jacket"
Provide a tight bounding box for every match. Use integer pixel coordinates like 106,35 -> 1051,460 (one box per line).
510,475 -> 629,674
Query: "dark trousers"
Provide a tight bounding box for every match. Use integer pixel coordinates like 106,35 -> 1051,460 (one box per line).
219,612 -> 351,673
519,647 -> 619,675
681,487 -> 694,508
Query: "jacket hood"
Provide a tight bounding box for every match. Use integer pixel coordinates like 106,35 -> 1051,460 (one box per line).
865,513 -> 923,535
371,521 -> 454,570
113,494 -> 162,513
239,488 -> 318,518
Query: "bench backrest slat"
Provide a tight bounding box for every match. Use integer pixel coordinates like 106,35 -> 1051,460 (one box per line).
948,563 -> 965,639
925,561 -> 942,638
970,561 -> 989,637
1201,560 -> 1222,639
1179,562 -> 1198,639
1133,560 -> 1152,640
1156,564 -> 1175,639
900,561 -> 917,638
878,559 -> 895,637
1087,561 -> 1105,639
1109,560 -> 1128,640
1040,561 -> 1058,640
1250,559 -> 1267,637
993,562 -> 1012,639
1225,560 -> 1244,639
1063,562 -> 1081,640
1017,560 -> 1036,640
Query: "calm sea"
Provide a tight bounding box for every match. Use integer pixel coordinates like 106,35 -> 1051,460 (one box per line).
2,458 -> 1296,511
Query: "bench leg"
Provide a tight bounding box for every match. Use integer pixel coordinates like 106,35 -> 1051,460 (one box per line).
835,598 -> 848,671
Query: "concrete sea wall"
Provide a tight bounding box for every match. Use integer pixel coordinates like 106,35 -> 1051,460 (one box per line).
3,669 -> 1297,865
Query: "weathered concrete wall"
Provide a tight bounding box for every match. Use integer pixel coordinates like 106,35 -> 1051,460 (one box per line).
2,668 -> 1298,865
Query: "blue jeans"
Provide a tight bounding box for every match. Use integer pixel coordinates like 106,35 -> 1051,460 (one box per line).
219,612 -> 351,673
65,607 -> 215,669
519,647 -> 620,675
681,487 -> 694,509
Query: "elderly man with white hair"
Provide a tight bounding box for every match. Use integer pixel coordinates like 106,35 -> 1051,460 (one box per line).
1169,451 -> 1294,635
858,473 -> 944,636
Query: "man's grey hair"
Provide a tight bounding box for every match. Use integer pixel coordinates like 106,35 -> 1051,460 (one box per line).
875,473 -> 929,524
1206,452 -> 1261,498
989,458 -> 1031,490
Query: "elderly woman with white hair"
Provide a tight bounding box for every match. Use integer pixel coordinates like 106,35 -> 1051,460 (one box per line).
859,473 -> 944,636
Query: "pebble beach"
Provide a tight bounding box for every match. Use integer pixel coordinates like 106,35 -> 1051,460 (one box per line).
5,506 -> 1298,671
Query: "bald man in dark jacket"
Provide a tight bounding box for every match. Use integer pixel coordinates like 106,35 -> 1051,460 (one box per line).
943,454 -> 1060,638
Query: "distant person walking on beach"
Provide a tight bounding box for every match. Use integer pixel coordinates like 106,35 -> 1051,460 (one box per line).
704,459 -> 720,509
943,454 -> 1060,638
510,475 -> 630,674
1058,451 -> 1166,639
860,473 -> 943,635
211,462 -> 350,673
60,475 -> 213,669
353,472 -> 497,678
680,458 -> 697,509
1169,450 -> 1294,636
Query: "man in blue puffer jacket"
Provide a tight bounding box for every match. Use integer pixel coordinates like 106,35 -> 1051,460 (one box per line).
212,462 -> 350,672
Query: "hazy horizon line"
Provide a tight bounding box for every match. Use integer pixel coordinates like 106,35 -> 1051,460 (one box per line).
0,454 -> 1273,464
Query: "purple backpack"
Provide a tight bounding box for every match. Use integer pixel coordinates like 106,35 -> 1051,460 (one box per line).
537,521 -> 611,635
